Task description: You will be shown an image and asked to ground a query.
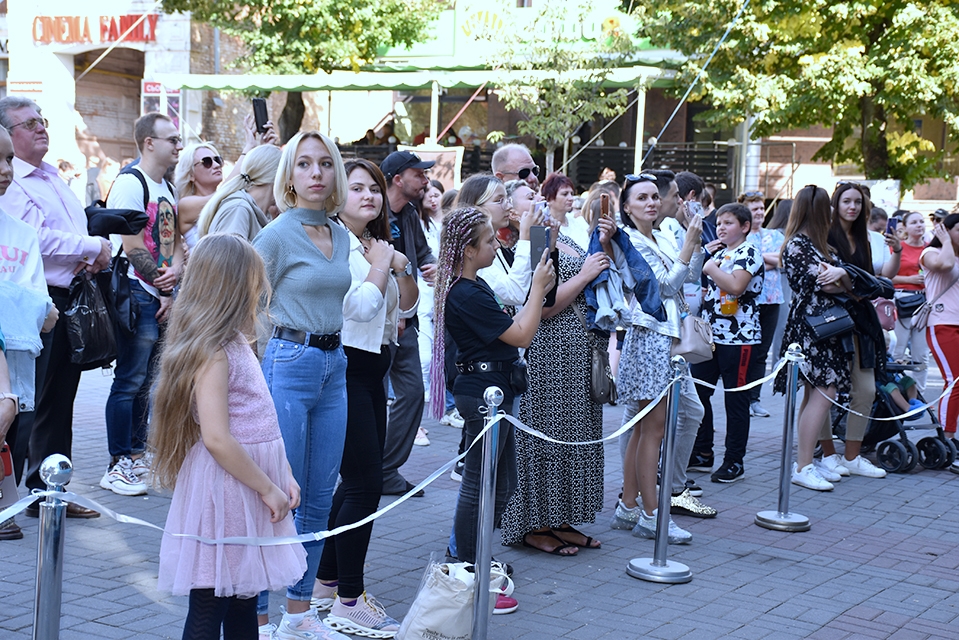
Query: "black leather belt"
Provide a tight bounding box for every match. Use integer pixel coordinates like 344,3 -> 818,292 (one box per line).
456,361 -> 512,374
273,326 -> 341,351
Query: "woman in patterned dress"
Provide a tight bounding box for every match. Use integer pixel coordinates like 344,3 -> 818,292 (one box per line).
501,172 -> 614,555
775,185 -> 853,491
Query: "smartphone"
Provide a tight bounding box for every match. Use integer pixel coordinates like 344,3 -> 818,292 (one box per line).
687,201 -> 704,218
600,193 -> 610,219
533,200 -> 550,222
252,97 -> 269,134
530,225 -> 551,270
886,218 -> 898,235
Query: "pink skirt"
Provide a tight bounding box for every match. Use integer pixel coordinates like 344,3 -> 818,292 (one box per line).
158,437 -> 307,598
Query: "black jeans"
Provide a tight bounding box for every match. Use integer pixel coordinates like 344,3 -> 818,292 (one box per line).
317,345 -> 392,599
382,318 -> 425,493
452,394 -> 517,564
181,589 -> 256,640
691,343 -> 754,465
747,304 -> 782,403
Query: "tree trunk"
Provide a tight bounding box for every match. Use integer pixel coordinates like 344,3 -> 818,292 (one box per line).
545,145 -> 556,174
860,94 -> 890,179
278,92 -> 305,145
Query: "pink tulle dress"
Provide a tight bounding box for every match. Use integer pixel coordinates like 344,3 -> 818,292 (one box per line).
158,336 -> 307,598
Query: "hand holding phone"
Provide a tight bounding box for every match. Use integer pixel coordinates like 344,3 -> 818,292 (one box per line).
252,98 -> 269,134
600,193 -> 610,219
530,225 -> 551,272
886,218 -> 898,235
686,201 -> 704,218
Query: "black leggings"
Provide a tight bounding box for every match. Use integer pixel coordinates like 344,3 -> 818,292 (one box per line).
317,345 -> 392,599
181,589 -> 256,640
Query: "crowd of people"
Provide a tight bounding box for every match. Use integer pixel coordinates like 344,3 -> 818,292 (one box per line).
1,94 -> 958,640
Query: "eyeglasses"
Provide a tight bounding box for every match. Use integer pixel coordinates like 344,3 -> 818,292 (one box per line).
490,196 -> 513,209
194,156 -> 223,169
151,135 -> 183,146
504,166 -> 540,180
9,117 -> 48,132
624,173 -> 658,185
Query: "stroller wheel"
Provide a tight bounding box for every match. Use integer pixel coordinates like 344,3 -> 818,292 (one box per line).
876,440 -> 907,473
902,439 -> 919,473
944,437 -> 958,465
917,437 -> 948,469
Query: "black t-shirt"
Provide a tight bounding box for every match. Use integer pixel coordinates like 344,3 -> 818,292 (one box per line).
445,277 -> 517,400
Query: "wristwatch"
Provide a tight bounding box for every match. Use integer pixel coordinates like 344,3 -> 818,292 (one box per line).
0,392 -> 18,416
393,261 -> 413,278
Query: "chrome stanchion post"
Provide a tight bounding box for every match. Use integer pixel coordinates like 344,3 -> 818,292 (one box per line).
627,356 -> 693,584
756,344 -> 810,532
471,386 -> 503,640
33,454 -> 72,640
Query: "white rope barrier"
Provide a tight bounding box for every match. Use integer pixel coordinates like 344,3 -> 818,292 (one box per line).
815,375 -> 959,422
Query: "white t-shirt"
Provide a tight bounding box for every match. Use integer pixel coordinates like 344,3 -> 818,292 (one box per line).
868,230 -> 891,274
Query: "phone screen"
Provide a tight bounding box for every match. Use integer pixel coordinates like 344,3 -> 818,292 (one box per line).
886,218 -> 898,235
530,225 -> 551,270
533,200 -> 550,222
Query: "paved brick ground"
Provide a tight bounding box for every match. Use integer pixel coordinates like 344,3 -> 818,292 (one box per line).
1,365 -> 957,639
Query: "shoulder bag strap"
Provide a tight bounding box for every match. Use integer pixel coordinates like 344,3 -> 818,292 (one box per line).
926,266 -> 959,308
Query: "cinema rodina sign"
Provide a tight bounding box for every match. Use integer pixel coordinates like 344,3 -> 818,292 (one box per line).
32,14 -> 160,45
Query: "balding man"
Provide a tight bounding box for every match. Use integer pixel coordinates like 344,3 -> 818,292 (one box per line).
491,143 -> 540,190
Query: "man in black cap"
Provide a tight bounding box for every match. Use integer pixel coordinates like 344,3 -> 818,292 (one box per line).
379,151 -> 436,496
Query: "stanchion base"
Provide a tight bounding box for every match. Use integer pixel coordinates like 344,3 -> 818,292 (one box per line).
626,557 -> 692,583
755,510 -> 810,532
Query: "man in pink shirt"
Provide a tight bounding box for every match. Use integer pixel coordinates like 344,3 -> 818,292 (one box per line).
0,96 -> 110,517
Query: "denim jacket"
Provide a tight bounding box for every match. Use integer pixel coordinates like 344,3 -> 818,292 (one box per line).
584,226 -> 665,330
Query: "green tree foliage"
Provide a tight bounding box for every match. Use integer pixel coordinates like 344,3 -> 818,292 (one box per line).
626,0 -> 959,188
483,1 -> 635,173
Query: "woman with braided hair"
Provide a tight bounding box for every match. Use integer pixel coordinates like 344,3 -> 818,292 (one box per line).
429,206 -> 554,608
197,144 -> 282,242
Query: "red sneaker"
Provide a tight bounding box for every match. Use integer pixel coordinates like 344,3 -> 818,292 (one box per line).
493,593 -> 518,615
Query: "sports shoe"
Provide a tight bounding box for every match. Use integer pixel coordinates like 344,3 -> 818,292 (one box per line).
710,460 -> 744,484
450,460 -> 464,482
950,459 -> 959,475
277,608 -> 349,640
687,452 -> 714,472
311,581 -> 337,612
493,592 -> 518,615
258,622 -> 277,640
413,427 -> 430,446
791,462 -> 834,491
819,453 -> 850,477
609,499 -> 642,530
99,456 -> 148,496
750,401 -> 771,417
843,455 -> 886,478
631,508 -> 692,544
325,592 -> 400,639
440,409 -> 464,428
130,453 -> 152,479
684,479 -> 703,497
670,488 -> 717,518
812,459 -> 842,482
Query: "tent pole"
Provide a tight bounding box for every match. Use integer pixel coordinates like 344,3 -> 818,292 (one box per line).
428,81 -> 440,145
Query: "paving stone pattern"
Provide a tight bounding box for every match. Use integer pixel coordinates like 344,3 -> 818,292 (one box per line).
0,368 -> 957,639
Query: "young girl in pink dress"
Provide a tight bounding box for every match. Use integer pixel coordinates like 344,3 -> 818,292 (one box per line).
150,234 -> 306,639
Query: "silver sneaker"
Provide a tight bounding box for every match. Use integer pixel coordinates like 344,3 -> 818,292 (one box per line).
609,499 -> 641,530
631,508 -> 692,544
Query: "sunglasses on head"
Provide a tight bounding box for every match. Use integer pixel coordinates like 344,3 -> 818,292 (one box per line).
506,166 -> 540,180
194,156 -> 223,169
624,173 -> 657,185
742,190 -> 763,198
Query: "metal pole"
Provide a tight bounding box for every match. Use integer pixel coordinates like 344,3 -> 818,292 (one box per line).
627,356 -> 693,584
33,454 -> 73,640
756,344 -> 810,532
471,386 -> 504,640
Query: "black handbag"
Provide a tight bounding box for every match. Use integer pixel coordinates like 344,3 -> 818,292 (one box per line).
895,291 -> 926,318
571,305 -> 617,405
509,358 -> 529,396
805,305 -> 855,342
111,252 -> 140,336
65,275 -> 117,367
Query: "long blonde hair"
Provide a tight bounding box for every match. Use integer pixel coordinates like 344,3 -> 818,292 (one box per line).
273,131 -> 347,215
149,234 -> 271,489
174,142 -> 221,196
197,145 -> 282,237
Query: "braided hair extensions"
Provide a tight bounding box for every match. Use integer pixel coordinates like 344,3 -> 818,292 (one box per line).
429,206 -> 494,419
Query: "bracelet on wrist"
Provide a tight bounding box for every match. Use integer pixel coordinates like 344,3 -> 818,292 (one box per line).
371,267 -> 389,277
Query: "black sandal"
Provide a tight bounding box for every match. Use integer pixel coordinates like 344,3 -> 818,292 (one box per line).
551,525 -> 601,549
522,530 -> 579,556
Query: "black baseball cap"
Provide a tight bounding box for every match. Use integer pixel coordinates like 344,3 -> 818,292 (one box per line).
380,151 -> 435,181
932,208 -> 949,220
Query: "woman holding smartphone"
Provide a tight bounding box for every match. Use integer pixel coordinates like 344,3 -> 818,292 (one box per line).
892,211 -> 930,391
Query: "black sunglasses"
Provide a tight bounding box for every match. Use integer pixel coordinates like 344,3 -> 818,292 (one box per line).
194,156 -> 223,169
624,173 -> 658,185
505,166 -> 540,180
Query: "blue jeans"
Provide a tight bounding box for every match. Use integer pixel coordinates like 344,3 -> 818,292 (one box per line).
105,281 -> 160,459
260,337 -> 348,604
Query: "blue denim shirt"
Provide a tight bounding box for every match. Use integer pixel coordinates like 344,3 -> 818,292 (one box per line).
584,226 -> 665,330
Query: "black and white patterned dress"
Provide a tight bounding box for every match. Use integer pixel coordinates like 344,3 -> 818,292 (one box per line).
501,235 -> 607,545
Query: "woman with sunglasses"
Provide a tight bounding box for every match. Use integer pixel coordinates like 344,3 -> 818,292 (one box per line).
174,142 -> 225,250
892,210 -> 930,392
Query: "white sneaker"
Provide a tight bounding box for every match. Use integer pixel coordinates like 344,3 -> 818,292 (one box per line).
813,459 -> 842,483
843,455 -> 886,478
130,453 -> 152,479
413,427 -> 430,446
791,463 -> 834,491
325,592 -> 400,639
311,580 -> 337,612
631,508 -> 692,544
276,608 -> 349,640
99,456 -> 148,496
819,454 -> 851,477
609,499 -> 642,530
439,409 -> 464,428
259,622 -> 277,640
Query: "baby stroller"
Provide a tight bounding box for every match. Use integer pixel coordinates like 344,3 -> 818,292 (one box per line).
830,363 -> 957,473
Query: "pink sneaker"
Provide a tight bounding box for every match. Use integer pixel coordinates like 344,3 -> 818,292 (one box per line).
493,593 -> 518,615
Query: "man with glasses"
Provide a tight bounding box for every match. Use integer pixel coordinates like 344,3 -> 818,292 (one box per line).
492,143 -> 540,191
0,97 -> 109,518
101,112 -> 183,496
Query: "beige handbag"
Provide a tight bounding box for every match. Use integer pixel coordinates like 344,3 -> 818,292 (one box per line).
671,300 -> 714,364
